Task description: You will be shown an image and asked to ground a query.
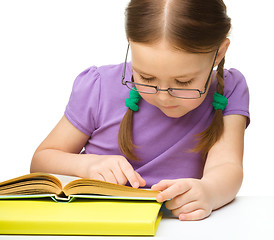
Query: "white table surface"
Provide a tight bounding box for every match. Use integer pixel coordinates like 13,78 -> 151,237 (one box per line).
0,196 -> 273,240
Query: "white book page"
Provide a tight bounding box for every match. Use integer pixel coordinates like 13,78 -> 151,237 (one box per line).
50,174 -> 80,188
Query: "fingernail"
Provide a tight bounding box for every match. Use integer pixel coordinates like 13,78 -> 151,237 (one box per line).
157,194 -> 163,202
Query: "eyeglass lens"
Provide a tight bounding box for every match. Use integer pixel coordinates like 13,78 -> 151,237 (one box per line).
126,82 -> 201,99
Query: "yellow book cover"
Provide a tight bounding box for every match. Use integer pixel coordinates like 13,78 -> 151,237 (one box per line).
0,198 -> 163,236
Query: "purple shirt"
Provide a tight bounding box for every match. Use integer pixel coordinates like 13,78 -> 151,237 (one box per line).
65,62 -> 250,187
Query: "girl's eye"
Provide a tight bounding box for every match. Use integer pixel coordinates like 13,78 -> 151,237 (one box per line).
175,79 -> 193,87
139,73 -> 193,86
139,75 -> 156,83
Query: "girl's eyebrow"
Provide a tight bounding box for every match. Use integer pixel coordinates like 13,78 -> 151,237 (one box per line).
132,66 -> 199,78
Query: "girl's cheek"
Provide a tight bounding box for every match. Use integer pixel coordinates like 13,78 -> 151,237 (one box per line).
184,98 -> 204,109
139,93 -> 154,104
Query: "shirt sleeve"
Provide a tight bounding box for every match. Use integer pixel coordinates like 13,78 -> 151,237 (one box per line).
223,68 -> 250,127
64,66 -> 101,136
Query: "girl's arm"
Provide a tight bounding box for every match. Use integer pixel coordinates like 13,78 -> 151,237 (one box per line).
201,114 -> 246,210
30,115 -> 146,188
151,114 -> 247,220
30,115 -> 91,177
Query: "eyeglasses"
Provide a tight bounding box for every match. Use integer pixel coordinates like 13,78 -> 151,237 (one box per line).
121,43 -> 219,99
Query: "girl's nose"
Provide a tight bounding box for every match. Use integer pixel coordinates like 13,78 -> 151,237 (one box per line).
156,88 -> 173,102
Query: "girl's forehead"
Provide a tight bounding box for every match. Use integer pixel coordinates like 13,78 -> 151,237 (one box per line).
130,41 -> 213,76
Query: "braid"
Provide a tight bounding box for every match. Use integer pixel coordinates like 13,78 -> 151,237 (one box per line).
118,108 -> 139,161
193,57 -> 226,159
216,57 -> 225,94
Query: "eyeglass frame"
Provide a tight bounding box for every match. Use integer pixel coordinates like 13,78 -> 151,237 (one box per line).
121,43 -> 219,99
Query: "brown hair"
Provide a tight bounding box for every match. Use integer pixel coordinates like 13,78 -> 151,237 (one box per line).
118,0 -> 231,160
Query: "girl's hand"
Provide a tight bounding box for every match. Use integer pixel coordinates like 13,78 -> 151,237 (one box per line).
151,178 -> 214,221
84,154 -> 146,188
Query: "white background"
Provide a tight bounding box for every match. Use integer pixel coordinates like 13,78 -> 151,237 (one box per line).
0,0 -> 273,196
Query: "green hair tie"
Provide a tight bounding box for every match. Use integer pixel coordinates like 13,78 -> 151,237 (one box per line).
212,92 -> 228,111
125,87 -> 141,112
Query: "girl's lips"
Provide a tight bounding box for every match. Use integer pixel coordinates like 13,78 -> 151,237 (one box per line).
162,105 -> 179,109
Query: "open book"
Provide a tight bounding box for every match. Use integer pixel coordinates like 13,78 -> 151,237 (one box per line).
0,172 -> 159,202
0,173 -> 164,235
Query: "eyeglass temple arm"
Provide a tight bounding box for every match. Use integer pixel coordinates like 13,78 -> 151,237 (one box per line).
202,48 -> 219,94
121,43 -> 130,85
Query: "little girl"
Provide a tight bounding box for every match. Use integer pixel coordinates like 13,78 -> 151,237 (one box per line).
31,0 -> 250,221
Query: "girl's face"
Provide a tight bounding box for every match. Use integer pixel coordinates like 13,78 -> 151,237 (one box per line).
130,40 -> 217,118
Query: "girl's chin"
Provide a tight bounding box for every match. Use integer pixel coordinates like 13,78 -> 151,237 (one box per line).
160,108 -> 187,118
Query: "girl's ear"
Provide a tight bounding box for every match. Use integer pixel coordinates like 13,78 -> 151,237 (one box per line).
214,38 -> 230,67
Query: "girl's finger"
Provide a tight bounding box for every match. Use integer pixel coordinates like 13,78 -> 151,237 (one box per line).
157,181 -> 191,202
180,201 -> 202,214
178,209 -> 210,221
91,173 -> 105,182
134,171 -> 146,187
99,169 -> 118,184
151,179 -> 176,191
165,192 -> 194,210
111,165 -> 128,185
119,159 -> 140,188
169,200 -> 198,214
